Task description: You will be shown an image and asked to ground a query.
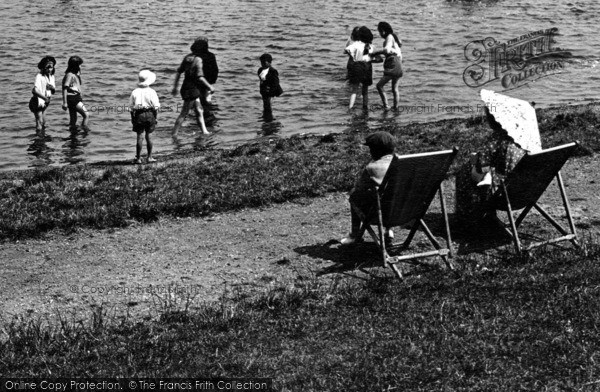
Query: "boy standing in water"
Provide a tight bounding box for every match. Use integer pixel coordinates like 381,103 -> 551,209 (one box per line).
130,70 -> 160,164
257,53 -> 283,120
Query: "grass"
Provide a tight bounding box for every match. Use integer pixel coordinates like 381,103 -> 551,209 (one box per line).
1,103 -> 599,242
2,103 -> 600,388
1,242 -> 600,390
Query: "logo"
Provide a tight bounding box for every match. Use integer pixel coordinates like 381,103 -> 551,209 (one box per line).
463,28 -> 571,90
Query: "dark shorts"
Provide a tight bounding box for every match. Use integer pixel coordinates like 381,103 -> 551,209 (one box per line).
347,61 -> 373,86
29,96 -> 46,113
132,110 -> 156,134
180,78 -> 202,101
67,94 -> 83,109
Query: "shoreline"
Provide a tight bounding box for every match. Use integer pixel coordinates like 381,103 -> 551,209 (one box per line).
1,101 -> 598,180
1,101 -> 599,243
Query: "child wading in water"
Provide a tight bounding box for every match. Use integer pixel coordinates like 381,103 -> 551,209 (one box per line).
61,56 -> 90,130
195,37 -> 219,117
129,70 -> 160,164
29,56 -> 57,133
172,37 -> 215,136
344,26 -> 376,110
257,53 -> 283,121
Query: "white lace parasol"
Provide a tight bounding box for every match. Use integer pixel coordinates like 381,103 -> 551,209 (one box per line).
480,89 -> 542,153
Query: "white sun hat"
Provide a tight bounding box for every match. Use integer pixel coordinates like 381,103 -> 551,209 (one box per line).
138,70 -> 156,87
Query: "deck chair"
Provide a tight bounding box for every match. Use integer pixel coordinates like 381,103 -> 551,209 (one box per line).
490,142 -> 580,254
352,148 -> 458,279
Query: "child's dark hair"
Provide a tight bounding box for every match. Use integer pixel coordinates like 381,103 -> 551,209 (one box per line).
190,37 -> 209,55
38,56 -> 56,75
377,21 -> 401,48
65,56 -> 83,74
64,56 -> 83,85
259,53 -> 272,63
358,26 -> 373,55
350,26 -> 360,41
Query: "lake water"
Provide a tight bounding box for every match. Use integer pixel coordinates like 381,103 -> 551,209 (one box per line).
1,0 -> 599,172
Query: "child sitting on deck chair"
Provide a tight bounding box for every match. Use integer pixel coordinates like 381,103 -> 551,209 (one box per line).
341,131 -> 396,246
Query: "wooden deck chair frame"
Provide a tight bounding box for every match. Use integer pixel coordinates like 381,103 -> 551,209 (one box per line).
491,142 -> 580,254
351,148 -> 458,279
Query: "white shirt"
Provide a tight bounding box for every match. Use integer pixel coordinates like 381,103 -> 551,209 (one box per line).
382,35 -> 402,60
259,67 -> 270,82
33,73 -> 55,107
129,86 -> 160,110
345,41 -> 374,62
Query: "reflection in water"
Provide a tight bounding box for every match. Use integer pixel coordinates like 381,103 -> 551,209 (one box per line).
27,132 -> 55,167
259,114 -> 284,136
345,110 -> 372,135
61,127 -> 90,165
193,133 -> 218,151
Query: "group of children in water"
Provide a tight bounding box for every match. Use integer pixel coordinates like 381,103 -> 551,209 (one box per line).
29,55 -> 89,134
345,21 -> 403,111
30,23 -> 398,164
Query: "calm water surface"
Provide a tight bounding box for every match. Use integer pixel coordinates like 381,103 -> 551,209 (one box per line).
0,0 -> 599,171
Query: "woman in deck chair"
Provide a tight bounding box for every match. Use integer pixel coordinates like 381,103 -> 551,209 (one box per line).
341,131 -> 396,245
456,107 -> 527,228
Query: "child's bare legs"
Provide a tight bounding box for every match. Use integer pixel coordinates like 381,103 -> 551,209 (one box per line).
173,100 -> 191,135
135,131 -> 144,160
361,84 -> 369,110
68,107 -> 78,129
376,75 -> 392,109
173,99 -> 210,135
77,102 -> 89,130
34,109 -> 46,133
136,130 -> 154,162
200,89 -> 213,118
67,102 -> 89,130
192,98 -> 210,135
145,131 -> 154,160
349,83 -> 359,109
391,77 -> 401,109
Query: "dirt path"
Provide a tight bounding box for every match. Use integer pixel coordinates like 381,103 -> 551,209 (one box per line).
1,155 -> 599,325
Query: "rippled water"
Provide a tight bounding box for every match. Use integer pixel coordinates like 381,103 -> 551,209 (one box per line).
0,0 -> 598,171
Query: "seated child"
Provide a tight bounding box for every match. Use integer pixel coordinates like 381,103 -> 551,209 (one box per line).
341,131 -> 396,245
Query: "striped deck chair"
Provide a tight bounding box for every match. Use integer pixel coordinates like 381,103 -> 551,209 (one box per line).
490,142 -> 580,254
352,148 -> 458,279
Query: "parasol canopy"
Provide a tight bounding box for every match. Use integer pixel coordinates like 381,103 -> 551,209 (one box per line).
480,89 -> 542,153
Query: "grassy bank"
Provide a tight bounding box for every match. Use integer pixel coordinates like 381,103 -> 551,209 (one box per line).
2,243 -> 599,390
0,103 -> 599,241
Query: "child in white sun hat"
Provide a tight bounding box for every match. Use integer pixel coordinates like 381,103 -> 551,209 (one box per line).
129,70 -> 160,164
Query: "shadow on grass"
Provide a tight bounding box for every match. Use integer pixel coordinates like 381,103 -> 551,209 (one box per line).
295,239 -> 385,278
296,213 -> 459,278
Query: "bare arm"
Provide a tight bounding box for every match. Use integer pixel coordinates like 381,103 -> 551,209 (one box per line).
198,76 -> 214,93
61,74 -> 70,110
171,72 -> 181,96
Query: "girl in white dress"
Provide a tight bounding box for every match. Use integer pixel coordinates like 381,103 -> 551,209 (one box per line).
29,56 -> 56,133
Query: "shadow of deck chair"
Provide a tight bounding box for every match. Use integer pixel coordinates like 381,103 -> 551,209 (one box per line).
490,142 -> 580,254
352,148 -> 458,279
